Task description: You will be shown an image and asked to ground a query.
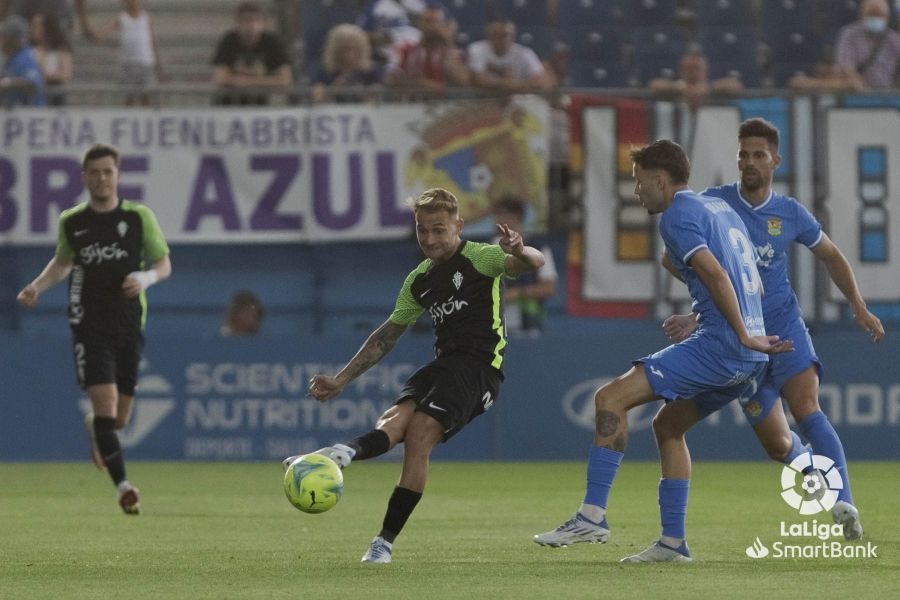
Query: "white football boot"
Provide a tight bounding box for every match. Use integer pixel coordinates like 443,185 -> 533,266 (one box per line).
620,539 -> 692,563
361,536 -> 393,564
533,513 -> 610,547
282,444 -> 356,471
832,500 -> 864,541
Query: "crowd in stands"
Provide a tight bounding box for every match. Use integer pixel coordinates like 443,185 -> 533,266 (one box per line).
1,0 -> 900,108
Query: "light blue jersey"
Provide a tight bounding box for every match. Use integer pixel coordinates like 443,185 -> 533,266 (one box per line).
636,189 -> 768,417
702,183 -> 824,423
702,183 -> 822,333
661,190 -> 768,363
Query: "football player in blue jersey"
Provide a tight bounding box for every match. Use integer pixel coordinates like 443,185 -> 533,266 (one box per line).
534,139 -> 792,563
658,118 -> 884,541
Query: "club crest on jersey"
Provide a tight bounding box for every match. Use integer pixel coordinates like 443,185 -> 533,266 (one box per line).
453,271 -> 463,290
767,217 -> 782,236
117,221 -> 128,237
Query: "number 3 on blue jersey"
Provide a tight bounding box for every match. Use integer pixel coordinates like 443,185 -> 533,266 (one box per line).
728,227 -> 762,296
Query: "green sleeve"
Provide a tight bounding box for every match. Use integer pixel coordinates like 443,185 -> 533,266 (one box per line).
463,241 -> 507,278
54,207 -> 78,261
136,204 -> 170,262
388,262 -> 428,325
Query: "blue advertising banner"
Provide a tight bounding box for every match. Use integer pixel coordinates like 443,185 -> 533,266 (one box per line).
2,327 -> 897,462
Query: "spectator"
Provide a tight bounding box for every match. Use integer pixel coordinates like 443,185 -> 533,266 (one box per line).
0,14 -> 46,107
29,12 -> 72,105
357,0 -> 443,64
220,290 -> 264,337
834,0 -> 900,89
492,196 -> 557,338
2,0 -> 95,40
212,1 -> 292,105
467,17 -> 553,94
312,23 -> 383,104
91,0 -> 163,106
648,47 -> 743,110
385,5 -> 469,94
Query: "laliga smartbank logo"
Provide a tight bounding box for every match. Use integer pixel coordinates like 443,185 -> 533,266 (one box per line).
780,453 -> 842,514
744,453 -> 878,560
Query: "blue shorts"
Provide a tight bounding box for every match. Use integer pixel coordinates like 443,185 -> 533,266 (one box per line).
635,336 -> 767,420
740,317 -> 823,425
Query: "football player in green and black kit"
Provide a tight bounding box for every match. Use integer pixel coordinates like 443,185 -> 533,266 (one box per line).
283,187 -> 545,563
18,143 -> 171,515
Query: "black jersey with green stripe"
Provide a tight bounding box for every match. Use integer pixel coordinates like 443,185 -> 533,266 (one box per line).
56,200 -> 169,331
390,240 -> 508,371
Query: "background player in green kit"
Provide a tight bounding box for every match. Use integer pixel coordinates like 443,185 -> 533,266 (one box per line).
17,143 -> 171,515
283,187 -> 545,564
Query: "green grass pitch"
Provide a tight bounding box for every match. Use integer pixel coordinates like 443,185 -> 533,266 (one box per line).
0,461 -> 896,599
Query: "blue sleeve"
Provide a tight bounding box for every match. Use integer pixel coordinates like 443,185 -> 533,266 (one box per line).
794,201 -> 823,248
662,205 -> 709,264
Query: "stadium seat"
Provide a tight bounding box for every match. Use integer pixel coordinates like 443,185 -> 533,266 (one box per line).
516,25 -> 555,58
758,0 -> 818,38
445,0 -> 487,46
620,0 -> 680,28
629,27 -> 689,84
763,29 -> 826,69
820,0 -> 861,45
490,0 -> 551,28
699,27 -> 761,88
557,0 -> 622,34
302,0 -> 362,64
693,0 -> 757,27
569,60 -> 631,88
560,28 -> 624,60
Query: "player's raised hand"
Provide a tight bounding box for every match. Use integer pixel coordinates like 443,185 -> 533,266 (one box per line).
308,374 -> 343,402
16,284 -> 38,308
496,223 -> 524,256
853,308 -> 885,342
743,335 -> 794,355
662,313 -> 698,342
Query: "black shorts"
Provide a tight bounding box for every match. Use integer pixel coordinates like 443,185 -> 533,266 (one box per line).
395,352 -> 502,441
71,326 -> 144,395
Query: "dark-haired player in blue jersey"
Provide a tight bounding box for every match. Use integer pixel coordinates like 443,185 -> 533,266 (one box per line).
534,140 -> 792,563
283,187 -> 545,564
17,143 -> 172,515
659,118 -> 884,541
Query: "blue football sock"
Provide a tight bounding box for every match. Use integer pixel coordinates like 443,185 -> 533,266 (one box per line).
659,478 -> 690,540
583,446 -> 623,509
799,410 -> 853,504
782,430 -> 809,464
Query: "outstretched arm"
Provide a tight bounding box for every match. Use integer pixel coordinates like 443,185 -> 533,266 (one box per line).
497,223 -> 545,277
812,234 -> 884,342
308,319 -> 409,401
17,256 -> 73,308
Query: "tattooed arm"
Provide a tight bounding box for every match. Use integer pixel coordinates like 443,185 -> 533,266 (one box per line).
308,319 -> 409,401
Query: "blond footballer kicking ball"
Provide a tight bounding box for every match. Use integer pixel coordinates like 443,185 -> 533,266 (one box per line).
283,454 -> 344,513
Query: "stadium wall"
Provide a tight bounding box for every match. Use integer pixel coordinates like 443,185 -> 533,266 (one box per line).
1,327 -> 897,461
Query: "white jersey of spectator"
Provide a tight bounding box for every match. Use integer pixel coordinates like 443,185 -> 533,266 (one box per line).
467,39 -> 545,81
118,10 -> 154,67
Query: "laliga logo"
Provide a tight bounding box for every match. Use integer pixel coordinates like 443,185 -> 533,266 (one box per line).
780,453 -> 843,515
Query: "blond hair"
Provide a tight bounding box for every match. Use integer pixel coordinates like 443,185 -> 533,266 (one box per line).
322,23 -> 372,74
410,188 -> 459,214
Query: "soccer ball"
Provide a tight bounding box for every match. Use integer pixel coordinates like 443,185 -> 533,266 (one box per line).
283,454 -> 344,514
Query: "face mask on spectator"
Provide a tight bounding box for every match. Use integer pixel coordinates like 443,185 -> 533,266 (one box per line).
864,17 -> 888,34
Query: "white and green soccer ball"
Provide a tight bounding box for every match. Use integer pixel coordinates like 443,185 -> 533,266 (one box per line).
283,454 -> 344,514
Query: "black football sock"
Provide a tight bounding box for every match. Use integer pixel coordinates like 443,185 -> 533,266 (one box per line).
93,416 -> 126,485
348,429 -> 391,461
378,486 -> 423,543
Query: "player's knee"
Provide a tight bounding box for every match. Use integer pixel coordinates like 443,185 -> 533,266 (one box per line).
593,388 -> 618,412
787,395 -> 820,422
764,436 -> 792,462
651,412 -> 683,441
